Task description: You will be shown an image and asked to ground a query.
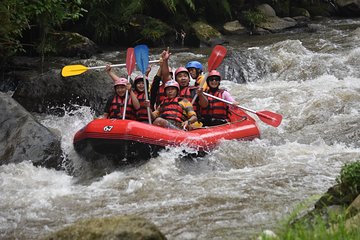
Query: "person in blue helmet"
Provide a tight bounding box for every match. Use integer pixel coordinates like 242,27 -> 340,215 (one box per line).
185,60 -> 208,90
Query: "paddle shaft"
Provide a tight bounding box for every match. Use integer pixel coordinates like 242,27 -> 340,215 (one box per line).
122,75 -> 130,120
203,92 -> 255,114
202,92 -> 282,127
143,74 -> 152,124
86,60 -> 159,70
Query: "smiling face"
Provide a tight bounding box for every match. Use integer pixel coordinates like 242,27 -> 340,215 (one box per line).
165,86 -> 178,98
207,76 -> 221,89
135,80 -> 145,92
187,67 -> 198,79
115,85 -> 127,97
176,72 -> 190,87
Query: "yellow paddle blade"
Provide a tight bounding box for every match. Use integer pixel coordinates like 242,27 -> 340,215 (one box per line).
61,65 -> 89,77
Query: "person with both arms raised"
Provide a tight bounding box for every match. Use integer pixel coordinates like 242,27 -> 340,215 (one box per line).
101,65 -> 140,119
200,70 -> 238,126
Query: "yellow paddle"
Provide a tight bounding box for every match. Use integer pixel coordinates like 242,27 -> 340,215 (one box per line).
61,60 -> 159,77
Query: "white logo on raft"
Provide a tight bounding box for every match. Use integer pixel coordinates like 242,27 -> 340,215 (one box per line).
104,126 -> 113,132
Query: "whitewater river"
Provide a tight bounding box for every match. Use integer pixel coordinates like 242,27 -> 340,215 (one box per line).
1,18 -> 360,239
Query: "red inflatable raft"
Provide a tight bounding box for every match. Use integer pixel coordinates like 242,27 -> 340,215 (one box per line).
73,108 -> 260,161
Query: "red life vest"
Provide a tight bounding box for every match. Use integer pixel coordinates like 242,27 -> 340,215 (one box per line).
201,89 -> 229,121
159,97 -> 186,123
135,91 -> 149,122
108,95 -> 136,120
155,84 -> 166,108
179,86 -> 198,112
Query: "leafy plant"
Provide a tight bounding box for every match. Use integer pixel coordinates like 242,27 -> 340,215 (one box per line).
241,9 -> 266,30
336,161 -> 360,194
0,0 -> 84,60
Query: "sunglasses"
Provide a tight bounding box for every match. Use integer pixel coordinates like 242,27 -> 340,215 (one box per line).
208,77 -> 220,82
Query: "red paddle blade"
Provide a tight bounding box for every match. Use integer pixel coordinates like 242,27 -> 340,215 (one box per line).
256,111 -> 283,127
126,48 -> 136,75
208,45 -> 227,71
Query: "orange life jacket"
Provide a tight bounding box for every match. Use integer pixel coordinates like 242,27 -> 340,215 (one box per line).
201,89 -> 229,121
108,95 -> 135,120
159,97 -> 186,123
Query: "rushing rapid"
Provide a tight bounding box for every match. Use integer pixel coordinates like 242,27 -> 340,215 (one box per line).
1,19 -> 360,239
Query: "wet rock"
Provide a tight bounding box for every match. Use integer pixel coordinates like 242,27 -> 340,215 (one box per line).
223,20 -> 247,35
336,0 -> 360,16
347,194 -> 360,217
0,92 -> 62,169
41,215 -> 166,240
47,32 -> 99,58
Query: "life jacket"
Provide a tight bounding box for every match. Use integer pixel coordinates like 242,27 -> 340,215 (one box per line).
135,91 -> 149,122
201,89 -> 229,121
108,95 -> 135,120
179,86 -> 199,112
195,75 -> 208,91
155,84 -> 166,109
159,97 -> 186,123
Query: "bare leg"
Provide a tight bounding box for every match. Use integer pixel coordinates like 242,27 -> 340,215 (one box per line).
153,117 -> 178,129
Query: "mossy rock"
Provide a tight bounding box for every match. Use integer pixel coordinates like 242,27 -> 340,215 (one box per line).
42,215 -> 166,240
191,21 -> 224,46
45,31 -> 98,58
290,7 -> 311,17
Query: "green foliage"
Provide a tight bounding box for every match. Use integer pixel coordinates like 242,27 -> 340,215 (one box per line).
141,18 -> 172,42
0,1 -> 30,59
269,212 -> 360,240
241,9 -> 266,29
336,161 -> 360,194
0,0 -> 84,60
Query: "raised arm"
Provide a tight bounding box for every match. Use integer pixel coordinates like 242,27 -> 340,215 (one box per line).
161,47 -> 171,83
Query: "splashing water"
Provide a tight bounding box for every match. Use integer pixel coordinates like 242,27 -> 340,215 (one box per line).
1,19 -> 360,240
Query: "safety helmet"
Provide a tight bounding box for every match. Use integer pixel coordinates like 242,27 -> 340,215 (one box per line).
114,78 -> 128,86
175,67 -> 189,78
134,75 -> 149,84
164,80 -> 180,91
186,61 -> 203,71
206,70 -> 221,84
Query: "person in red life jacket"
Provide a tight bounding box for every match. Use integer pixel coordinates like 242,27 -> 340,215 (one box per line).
185,60 -> 208,90
174,67 -> 208,112
151,80 -> 197,130
200,70 -> 238,126
133,75 -> 151,122
101,77 -> 140,119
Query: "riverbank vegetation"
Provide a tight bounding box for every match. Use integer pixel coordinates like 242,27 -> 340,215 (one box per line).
260,161 -> 360,239
0,1 -> 347,59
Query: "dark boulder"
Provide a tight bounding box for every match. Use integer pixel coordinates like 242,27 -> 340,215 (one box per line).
12,59 -> 128,115
0,92 -> 62,169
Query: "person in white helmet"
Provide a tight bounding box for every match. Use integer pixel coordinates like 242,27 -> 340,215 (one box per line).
101,66 -> 140,119
151,80 -> 197,130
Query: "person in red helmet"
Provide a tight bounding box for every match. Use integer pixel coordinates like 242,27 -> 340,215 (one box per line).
101,66 -> 140,119
132,75 -> 151,122
200,70 -> 237,126
151,80 -> 197,130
